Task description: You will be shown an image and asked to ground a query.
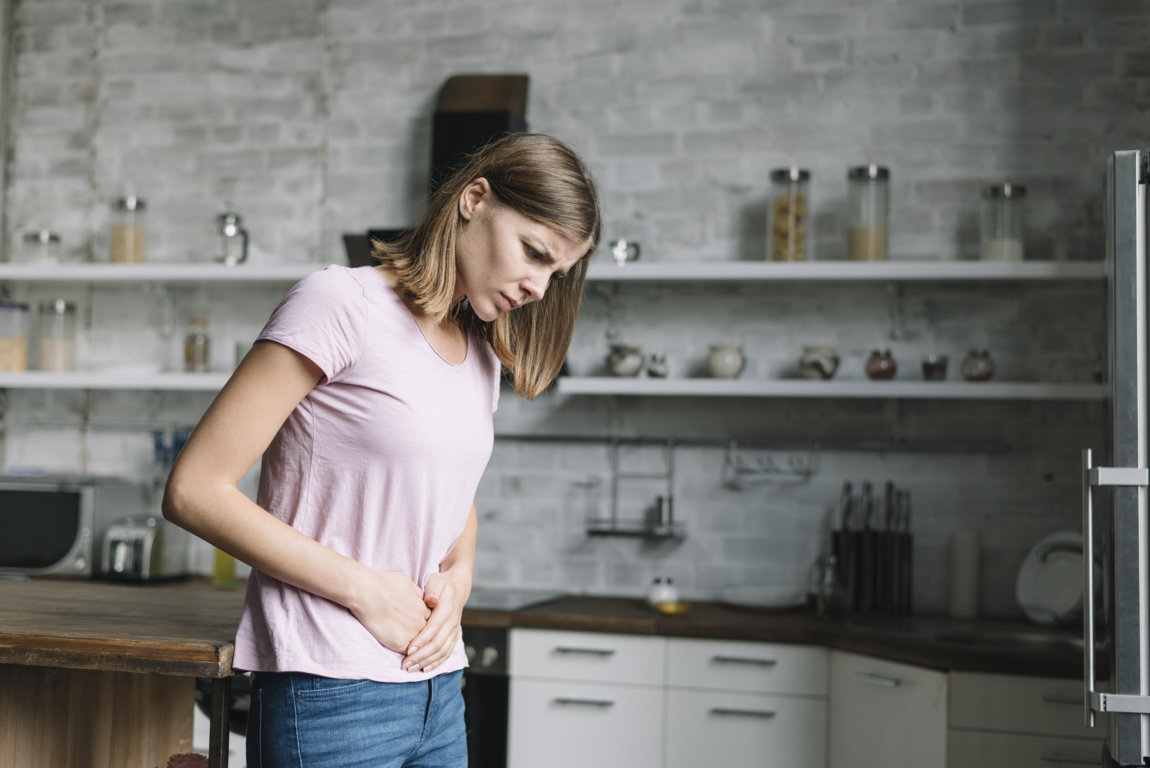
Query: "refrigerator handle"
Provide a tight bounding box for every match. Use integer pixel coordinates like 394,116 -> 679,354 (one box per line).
1082,448 -> 1096,729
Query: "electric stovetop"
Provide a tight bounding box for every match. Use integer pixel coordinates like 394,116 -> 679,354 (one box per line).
465,587 -> 564,612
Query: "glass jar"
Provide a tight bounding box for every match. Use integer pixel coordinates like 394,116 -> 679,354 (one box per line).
768,167 -> 811,262
980,183 -> 1025,261
20,231 -> 62,264
36,299 -> 77,372
111,196 -> 147,263
0,302 -> 30,371
184,317 -> 211,372
847,165 -> 890,261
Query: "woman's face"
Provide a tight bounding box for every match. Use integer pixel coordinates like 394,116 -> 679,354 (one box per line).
454,178 -> 589,323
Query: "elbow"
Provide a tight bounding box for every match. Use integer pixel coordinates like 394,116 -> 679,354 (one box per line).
161,468 -> 195,529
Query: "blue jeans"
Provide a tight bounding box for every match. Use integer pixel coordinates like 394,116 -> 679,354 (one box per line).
247,669 -> 467,768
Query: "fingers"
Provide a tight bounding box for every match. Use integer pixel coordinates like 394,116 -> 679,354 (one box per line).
403,599 -> 461,673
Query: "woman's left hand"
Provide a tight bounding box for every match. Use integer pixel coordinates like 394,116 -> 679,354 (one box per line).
403,570 -> 468,673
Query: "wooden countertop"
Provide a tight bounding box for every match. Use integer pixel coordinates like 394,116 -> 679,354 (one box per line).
0,578 -> 245,677
0,579 -> 1085,680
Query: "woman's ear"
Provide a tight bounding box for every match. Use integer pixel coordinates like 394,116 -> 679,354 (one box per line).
458,178 -> 492,221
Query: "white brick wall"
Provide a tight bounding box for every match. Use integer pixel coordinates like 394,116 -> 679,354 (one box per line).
2,0 -> 1140,616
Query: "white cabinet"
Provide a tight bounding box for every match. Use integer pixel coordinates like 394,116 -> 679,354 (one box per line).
828,650 -> 948,768
508,629 -> 665,768
508,630 -> 829,768
666,638 -> 827,768
947,672 -> 1106,767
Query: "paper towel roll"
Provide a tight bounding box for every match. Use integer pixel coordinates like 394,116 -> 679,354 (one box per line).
949,529 -> 980,619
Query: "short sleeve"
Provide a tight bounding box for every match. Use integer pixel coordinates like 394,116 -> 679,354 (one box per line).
257,266 -> 367,382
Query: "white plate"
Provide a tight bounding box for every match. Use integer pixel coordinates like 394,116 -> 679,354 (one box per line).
720,585 -> 807,611
1015,530 -> 1085,626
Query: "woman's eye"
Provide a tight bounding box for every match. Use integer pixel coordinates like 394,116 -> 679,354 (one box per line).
525,244 -> 544,261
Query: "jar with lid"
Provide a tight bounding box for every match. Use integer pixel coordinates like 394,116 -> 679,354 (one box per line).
846,165 -> 890,261
980,183 -> 1025,261
865,349 -> 897,380
19,231 -> 62,264
961,349 -> 995,382
0,302 -> 30,371
184,317 -> 211,373
36,299 -> 77,372
111,196 -> 147,263
768,167 -> 811,261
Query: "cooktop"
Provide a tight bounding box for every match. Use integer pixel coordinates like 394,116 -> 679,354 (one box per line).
465,587 -> 564,612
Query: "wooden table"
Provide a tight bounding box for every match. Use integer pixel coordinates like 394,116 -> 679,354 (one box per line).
0,578 -> 244,768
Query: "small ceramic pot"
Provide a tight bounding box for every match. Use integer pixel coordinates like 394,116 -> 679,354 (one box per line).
608,343 -> 644,377
707,344 -> 745,379
646,353 -> 668,378
865,349 -> 897,380
921,354 -> 949,381
961,349 -> 995,382
799,345 -> 840,380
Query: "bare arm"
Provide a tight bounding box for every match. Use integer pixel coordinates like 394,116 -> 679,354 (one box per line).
162,339 -> 430,653
404,503 -> 477,672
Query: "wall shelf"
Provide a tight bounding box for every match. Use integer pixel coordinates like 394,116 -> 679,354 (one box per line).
585,260 -> 1104,282
0,262 -> 318,283
557,377 -> 1106,401
0,371 -> 229,391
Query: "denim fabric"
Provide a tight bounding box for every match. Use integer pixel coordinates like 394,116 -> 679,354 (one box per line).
247,669 -> 467,768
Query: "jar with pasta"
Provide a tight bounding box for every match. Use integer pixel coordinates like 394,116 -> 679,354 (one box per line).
111,196 -> 147,263
0,302 -> 29,371
36,299 -> 77,372
768,167 -> 811,261
846,165 -> 890,261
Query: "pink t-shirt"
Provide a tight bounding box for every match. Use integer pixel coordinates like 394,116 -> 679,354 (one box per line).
232,265 -> 499,682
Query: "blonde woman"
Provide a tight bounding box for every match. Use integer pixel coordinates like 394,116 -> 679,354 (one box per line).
163,133 -> 600,767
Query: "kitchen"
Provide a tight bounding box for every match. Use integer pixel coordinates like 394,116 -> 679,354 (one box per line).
0,1 -> 1142,766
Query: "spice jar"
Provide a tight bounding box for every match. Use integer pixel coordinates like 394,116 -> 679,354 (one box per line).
865,349 -> 897,380
961,349 -> 995,382
847,165 -> 890,261
36,299 -> 77,372
980,183 -> 1025,261
768,167 -> 811,262
20,231 -> 62,264
184,317 -> 211,372
0,302 -> 30,371
111,196 -> 147,263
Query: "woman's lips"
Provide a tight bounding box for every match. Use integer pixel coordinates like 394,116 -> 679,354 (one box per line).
502,293 -> 520,311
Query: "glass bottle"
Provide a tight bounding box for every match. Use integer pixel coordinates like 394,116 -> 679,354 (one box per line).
36,299 -> 77,372
768,167 -> 811,261
846,165 -> 890,261
980,183 -> 1026,261
111,195 -> 147,263
183,317 -> 211,372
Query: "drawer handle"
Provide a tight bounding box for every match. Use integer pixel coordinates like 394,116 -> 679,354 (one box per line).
553,647 -> 616,657
708,707 -> 777,719
852,671 -> 901,688
553,697 -> 615,708
1041,692 -> 1082,706
1039,751 -> 1100,765
711,655 -> 778,667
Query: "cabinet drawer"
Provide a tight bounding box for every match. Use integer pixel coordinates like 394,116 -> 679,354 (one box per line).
950,672 -> 1107,739
947,729 -> 1104,767
667,638 -> 827,696
507,678 -> 663,768
510,629 -> 665,685
666,689 -> 827,768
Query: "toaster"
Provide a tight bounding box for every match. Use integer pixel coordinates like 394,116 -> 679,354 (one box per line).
102,515 -> 189,581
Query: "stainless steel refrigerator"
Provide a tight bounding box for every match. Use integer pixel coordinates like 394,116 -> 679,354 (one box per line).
1084,148 -> 1150,766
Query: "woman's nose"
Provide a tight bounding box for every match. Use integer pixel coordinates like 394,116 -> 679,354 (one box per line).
522,271 -> 548,303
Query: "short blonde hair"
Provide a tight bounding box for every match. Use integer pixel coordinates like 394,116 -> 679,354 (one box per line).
374,133 -> 601,399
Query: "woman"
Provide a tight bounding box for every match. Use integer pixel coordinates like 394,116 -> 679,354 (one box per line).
162,132 -> 601,767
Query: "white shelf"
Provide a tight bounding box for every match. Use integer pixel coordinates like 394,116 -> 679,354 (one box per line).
585,260 -> 1104,282
0,371 -> 230,391
557,377 -> 1106,401
0,262 -> 320,283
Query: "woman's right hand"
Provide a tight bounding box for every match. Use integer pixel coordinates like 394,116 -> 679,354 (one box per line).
349,569 -> 432,654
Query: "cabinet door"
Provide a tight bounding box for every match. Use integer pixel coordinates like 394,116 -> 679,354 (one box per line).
507,678 -> 663,768
948,729 -> 1104,767
828,651 -> 947,768
667,638 -> 827,696
510,629 -> 665,685
666,689 -> 826,768
949,672 -> 1107,739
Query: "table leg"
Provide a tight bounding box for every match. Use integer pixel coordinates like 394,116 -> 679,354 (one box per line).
208,676 -> 232,768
